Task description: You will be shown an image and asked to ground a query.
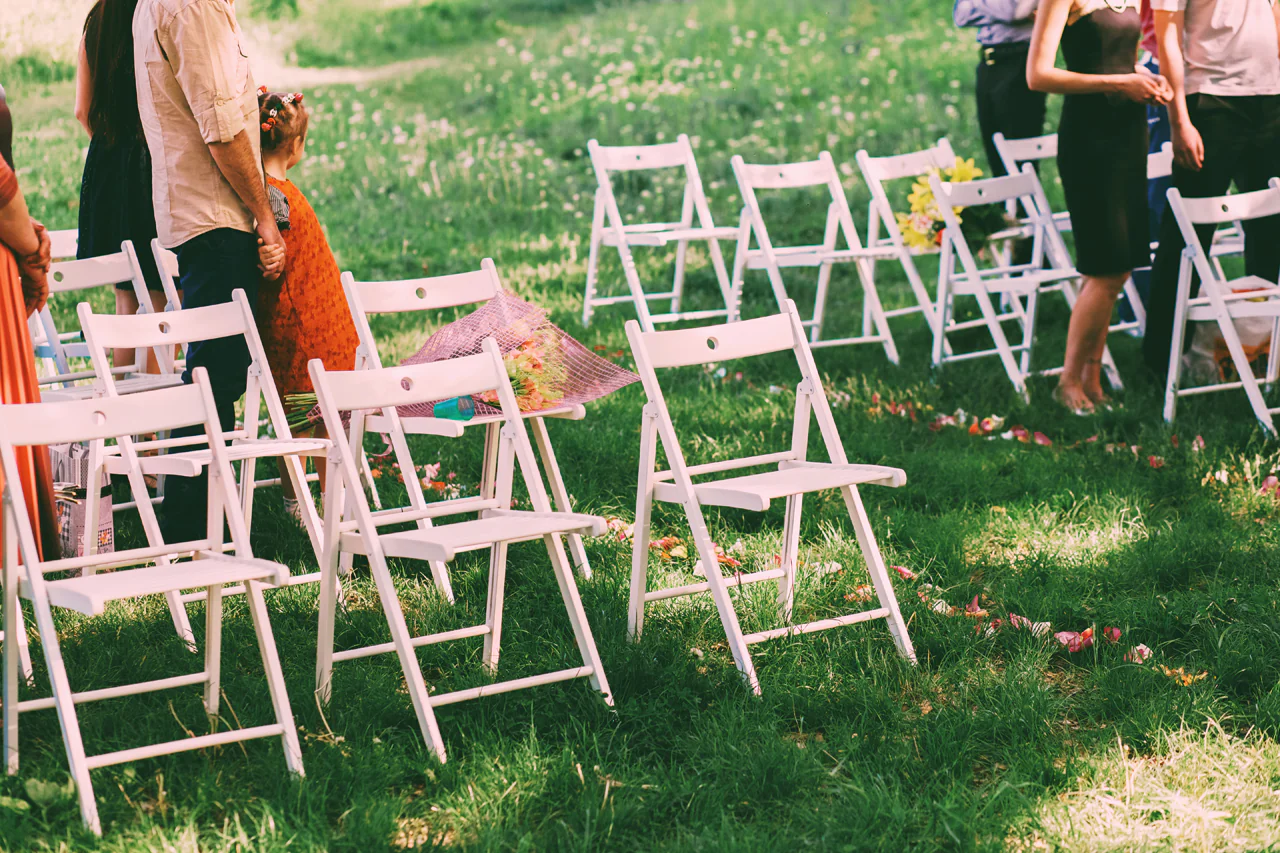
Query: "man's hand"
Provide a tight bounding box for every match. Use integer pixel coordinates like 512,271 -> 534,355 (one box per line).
1172,117 -> 1205,171
256,219 -> 286,281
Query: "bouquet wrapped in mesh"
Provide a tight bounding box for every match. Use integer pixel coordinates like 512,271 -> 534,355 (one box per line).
288,291 -> 638,429
400,291 -> 638,417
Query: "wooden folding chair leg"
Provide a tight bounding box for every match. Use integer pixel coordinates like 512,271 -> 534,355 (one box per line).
778,495 -> 802,622
729,211 -> 750,324
203,585 -> 223,717
583,191 -> 605,327
3,530 -> 20,774
1221,318 -> 1279,435
705,236 -> 737,319
30,595 -> 100,833
243,579 -> 304,776
688,525 -> 761,694
371,554 -> 447,760
627,408 -> 659,641
358,448 -> 383,510
315,456 -> 345,704
529,417 -> 591,579
541,534 -> 614,704
481,542 -> 509,673
840,485 -> 916,663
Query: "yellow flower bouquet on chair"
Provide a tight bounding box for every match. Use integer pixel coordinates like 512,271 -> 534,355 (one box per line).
894,157 -> 1010,252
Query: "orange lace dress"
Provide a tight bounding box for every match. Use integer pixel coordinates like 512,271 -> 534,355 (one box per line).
258,176 -> 358,406
0,158 -> 59,558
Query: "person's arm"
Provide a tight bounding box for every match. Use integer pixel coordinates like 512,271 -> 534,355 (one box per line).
74,36 -> 93,137
163,0 -> 284,279
0,163 -> 51,314
1153,6 -> 1202,170
1027,0 -> 1171,100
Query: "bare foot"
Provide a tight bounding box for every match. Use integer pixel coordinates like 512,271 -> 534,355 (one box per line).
1083,384 -> 1115,409
1054,382 -> 1095,416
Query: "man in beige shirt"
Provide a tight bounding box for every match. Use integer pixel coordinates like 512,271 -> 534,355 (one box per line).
134,0 -> 284,540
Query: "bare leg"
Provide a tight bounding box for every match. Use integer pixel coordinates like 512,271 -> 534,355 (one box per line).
1058,273 -> 1128,412
113,288 -> 140,369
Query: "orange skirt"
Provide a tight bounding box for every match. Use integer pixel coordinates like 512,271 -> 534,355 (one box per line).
0,246 -> 58,560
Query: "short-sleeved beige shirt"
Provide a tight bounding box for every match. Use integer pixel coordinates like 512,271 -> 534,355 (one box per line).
134,0 -> 262,248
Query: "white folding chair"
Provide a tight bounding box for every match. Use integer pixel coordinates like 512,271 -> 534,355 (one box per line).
584,135 -> 739,331
994,132 -> 1149,337
855,138 -> 959,342
929,166 -> 1118,400
625,301 -> 916,694
311,340 -> 613,762
343,260 -> 595,595
33,242 -> 181,403
47,229 -> 78,261
77,291 -> 329,583
1,374 -> 303,836
729,152 -> 900,361
1163,179 -> 1280,435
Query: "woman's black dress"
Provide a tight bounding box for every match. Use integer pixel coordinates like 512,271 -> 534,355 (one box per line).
76,132 -> 163,292
1056,4 -> 1149,277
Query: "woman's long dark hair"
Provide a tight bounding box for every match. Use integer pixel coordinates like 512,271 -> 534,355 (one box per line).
83,0 -> 143,146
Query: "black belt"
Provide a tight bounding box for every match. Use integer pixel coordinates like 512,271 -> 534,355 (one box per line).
980,43 -> 1030,66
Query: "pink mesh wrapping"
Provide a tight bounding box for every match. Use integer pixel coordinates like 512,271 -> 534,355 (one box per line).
397,291 -> 638,417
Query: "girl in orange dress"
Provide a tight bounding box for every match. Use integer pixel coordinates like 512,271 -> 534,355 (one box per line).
0,91 -> 60,558
256,89 -> 359,522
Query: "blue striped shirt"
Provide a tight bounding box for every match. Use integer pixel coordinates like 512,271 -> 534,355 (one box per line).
953,0 -> 1040,45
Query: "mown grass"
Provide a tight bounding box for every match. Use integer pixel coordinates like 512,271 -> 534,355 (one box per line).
3,0 -> 1280,849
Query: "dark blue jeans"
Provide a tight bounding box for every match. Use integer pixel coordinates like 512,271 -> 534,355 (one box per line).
1126,54 -> 1171,324
160,227 -> 260,542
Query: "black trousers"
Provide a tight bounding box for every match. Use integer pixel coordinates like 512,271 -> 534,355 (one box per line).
159,227 -> 260,543
975,45 -> 1048,178
1143,94 -> 1280,377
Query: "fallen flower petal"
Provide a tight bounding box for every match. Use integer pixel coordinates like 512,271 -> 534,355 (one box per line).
1259,475 -> 1280,497
1125,643 -> 1152,664
964,595 -> 988,618
845,585 -> 875,603
1171,435 -> 1180,449
1191,435 -> 1206,452
1103,626 -> 1122,643
1033,432 -> 1052,447
1148,455 -> 1165,469
892,565 -> 917,581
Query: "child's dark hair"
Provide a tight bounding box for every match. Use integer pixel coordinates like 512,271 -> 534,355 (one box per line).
258,87 -> 309,152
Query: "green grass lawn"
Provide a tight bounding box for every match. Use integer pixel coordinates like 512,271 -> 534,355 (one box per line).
4,0 -> 1280,849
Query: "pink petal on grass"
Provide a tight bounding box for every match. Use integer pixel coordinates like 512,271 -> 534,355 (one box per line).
1191,435 -> 1206,452
892,565 -> 917,581
1033,432 -> 1052,447
1148,456 -> 1165,469
1103,626 -> 1122,643
1125,643 -> 1152,664
1259,475 -> 1280,497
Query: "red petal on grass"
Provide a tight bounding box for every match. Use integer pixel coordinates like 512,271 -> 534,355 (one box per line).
1171,435 -> 1180,449
1033,432 -> 1052,446
1148,455 -> 1165,469
1103,626 -> 1122,643
892,565 -> 917,581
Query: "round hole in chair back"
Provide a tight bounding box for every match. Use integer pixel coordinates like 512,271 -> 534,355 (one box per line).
400,376 -> 414,392
415,287 -> 427,300
158,321 -> 171,335
53,271 -> 64,284
706,336 -> 719,351
92,410 -> 106,426
1222,203 -> 1230,213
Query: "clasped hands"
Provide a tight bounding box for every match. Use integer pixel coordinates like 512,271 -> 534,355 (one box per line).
18,218 -> 51,316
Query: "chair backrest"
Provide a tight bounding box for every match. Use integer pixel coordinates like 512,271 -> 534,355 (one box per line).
856,138 -> 958,252
931,165 -> 1069,277
1148,142 -> 1173,180
625,300 -> 851,485
342,259 -> 502,371
1166,178 -> 1280,292
0,371 -> 245,580
149,238 -> 183,310
48,229 -> 78,261
310,338 -> 553,531
730,150 -> 868,263
991,132 -> 1057,176
588,134 -> 719,233
77,290 -> 297,446
37,241 -> 154,383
